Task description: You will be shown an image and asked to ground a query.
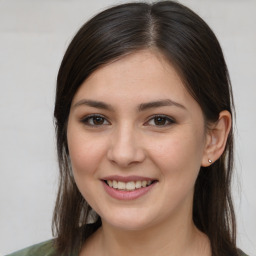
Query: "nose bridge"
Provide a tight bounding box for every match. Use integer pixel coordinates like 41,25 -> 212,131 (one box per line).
107,121 -> 145,167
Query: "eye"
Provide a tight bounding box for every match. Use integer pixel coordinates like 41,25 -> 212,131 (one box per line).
146,115 -> 175,127
81,114 -> 110,126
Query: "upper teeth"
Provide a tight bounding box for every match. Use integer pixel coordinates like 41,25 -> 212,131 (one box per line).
107,180 -> 152,191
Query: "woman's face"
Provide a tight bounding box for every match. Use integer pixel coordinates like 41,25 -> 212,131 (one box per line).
67,50 -> 210,231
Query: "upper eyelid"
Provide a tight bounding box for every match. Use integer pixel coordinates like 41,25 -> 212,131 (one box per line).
147,114 -> 175,122
81,113 -> 106,119
79,113 -> 175,124
80,114 -> 111,124
80,113 -> 107,120
144,114 -> 176,126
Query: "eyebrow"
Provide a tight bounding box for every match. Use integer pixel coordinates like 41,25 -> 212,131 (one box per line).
73,99 -> 114,111
72,99 -> 186,111
138,99 -> 186,111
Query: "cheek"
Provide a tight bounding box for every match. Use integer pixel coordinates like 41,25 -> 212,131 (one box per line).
67,126 -> 106,177
67,128 -> 107,207
149,130 -> 205,182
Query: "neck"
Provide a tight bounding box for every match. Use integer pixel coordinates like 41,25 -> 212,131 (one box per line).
82,210 -> 211,256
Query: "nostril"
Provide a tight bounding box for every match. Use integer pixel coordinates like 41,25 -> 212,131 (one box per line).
107,137 -> 146,167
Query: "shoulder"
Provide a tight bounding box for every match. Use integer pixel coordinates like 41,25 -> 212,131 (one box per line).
238,249 -> 249,256
6,240 -> 57,256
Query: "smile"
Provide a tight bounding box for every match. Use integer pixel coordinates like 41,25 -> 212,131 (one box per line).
105,180 -> 153,191
102,176 -> 158,200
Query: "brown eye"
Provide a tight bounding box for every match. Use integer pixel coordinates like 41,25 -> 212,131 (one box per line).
146,115 -> 175,127
81,115 -> 110,126
93,116 -> 105,125
154,116 -> 168,125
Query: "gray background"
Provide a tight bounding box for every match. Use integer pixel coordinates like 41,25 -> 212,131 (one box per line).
0,0 -> 255,255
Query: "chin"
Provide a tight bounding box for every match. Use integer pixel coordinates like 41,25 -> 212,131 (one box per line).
100,209 -> 157,231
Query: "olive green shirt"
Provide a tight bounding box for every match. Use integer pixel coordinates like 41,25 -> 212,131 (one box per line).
7,239 -> 249,256
6,240 -> 70,256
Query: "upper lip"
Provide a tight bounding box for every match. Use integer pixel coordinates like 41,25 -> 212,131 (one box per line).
101,175 -> 156,182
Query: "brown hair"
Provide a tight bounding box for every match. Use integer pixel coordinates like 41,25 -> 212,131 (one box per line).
53,1 -> 238,255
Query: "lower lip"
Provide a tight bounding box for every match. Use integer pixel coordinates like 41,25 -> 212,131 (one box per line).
102,181 -> 157,200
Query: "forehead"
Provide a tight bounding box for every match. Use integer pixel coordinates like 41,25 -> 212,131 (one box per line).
72,50 -> 189,104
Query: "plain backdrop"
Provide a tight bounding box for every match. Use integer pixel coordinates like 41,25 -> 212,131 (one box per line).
0,0 -> 255,255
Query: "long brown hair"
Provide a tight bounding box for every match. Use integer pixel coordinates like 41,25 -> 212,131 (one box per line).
53,1 -> 238,255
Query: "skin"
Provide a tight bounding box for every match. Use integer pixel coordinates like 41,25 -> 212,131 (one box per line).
67,50 -> 231,256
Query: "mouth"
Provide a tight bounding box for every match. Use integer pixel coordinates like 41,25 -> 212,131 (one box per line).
103,179 -> 157,191
101,176 -> 158,200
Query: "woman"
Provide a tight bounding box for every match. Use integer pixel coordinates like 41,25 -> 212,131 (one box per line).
8,1 -> 248,256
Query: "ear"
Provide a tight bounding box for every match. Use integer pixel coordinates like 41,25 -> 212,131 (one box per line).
201,110 -> 232,167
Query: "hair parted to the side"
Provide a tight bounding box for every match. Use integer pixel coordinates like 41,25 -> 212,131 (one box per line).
53,1 -> 238,255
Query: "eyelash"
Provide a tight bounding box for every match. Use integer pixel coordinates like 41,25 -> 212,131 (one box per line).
81,114 -> 110,126
145,115 -> 175,127
80,114 -> 175,127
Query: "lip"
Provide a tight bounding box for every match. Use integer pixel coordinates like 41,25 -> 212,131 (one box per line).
101,175 -> 155,182
101,176 -> 157,200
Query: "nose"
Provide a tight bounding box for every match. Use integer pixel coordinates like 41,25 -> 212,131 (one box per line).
107,124 -> 146,168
